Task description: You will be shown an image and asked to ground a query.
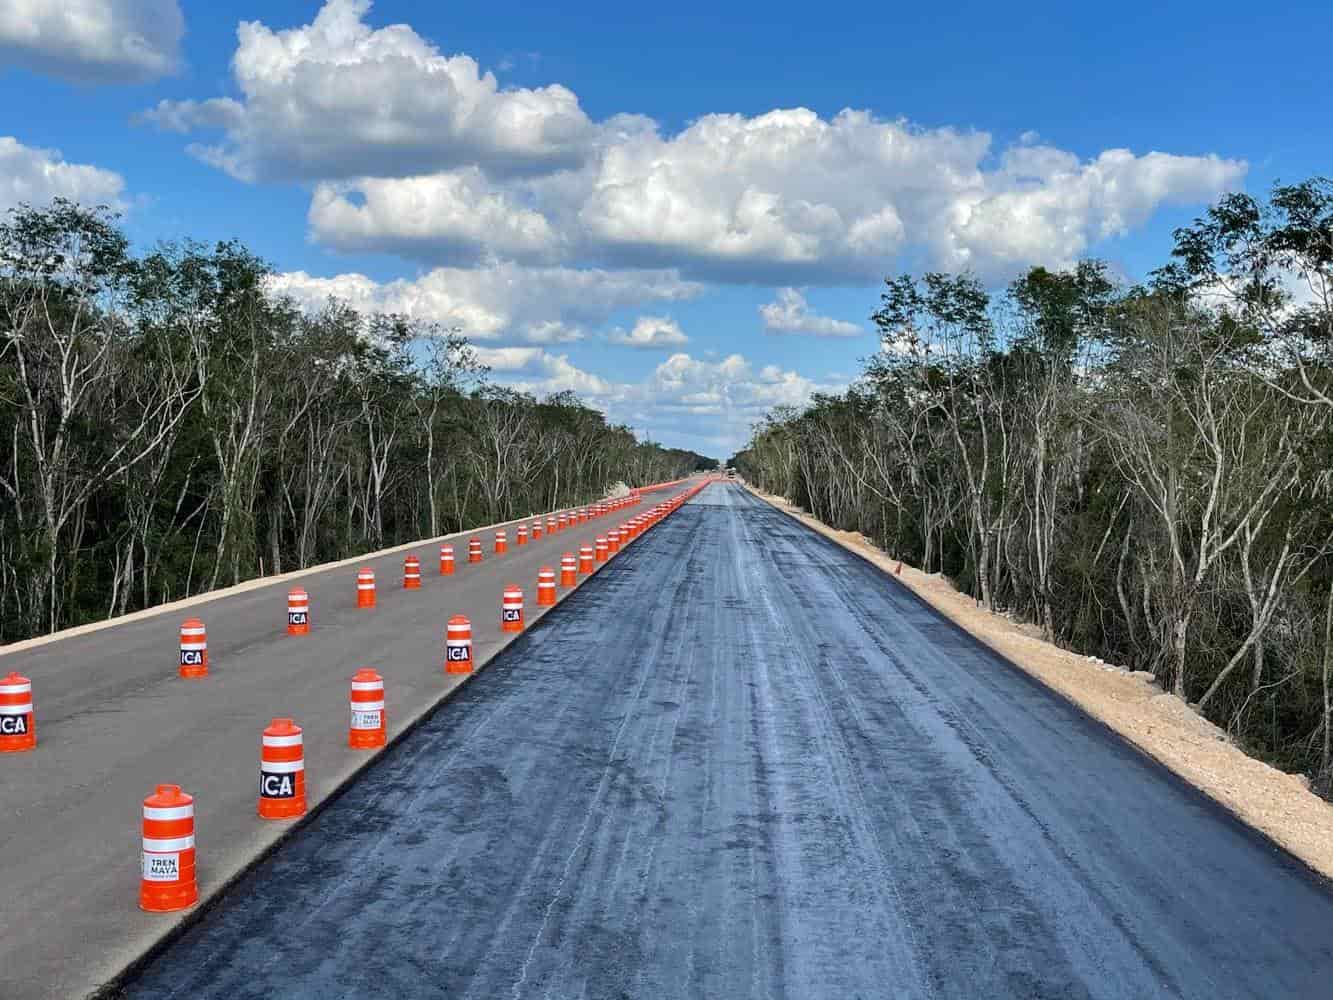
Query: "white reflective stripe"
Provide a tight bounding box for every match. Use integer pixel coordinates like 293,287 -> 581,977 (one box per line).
350,681 -> 383,692
261,758 -> 304,773
262,733 -> 303,747
447,624 -> 471,634
143,804 -> 194,821
179,627 -> 206,637
350,699 -> 385,711
446,639 -> 472,648
1,703 -> 33,714
0,683 -> 31,694
179,642 -> 207,651
143,835 -> 194,852
358,584 -> 376,590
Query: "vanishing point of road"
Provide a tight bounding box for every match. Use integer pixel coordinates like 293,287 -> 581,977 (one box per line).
120,483 -> 1333,999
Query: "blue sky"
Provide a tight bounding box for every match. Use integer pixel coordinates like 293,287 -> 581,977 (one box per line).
2,0 -> 1328,458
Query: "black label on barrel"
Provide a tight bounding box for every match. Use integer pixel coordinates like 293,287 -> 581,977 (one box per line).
260,771 -> 296,798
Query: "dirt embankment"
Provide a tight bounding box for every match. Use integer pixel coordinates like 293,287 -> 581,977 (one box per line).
747,484 -> 1333,884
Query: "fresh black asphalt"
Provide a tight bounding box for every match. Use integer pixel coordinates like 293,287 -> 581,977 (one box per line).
118,483 -> 1333,999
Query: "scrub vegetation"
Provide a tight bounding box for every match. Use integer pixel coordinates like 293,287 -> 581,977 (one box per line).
733,180 -> 1333,789
0,200 -> 712,642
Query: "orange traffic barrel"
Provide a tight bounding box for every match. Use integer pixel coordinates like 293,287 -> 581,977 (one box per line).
560,552 -> 577,587
531,519 -> 543,539
357,568 -> 376,608
139,784 -> 198,912
595,537 -> 609,563
258,718 -> 306,819
178,619 -> 208,679
537,567 -> 557,606
501,585 -> 524,633
579,544 -> 594,574
440,545 -> 455,576
287,588 -> 309,635
468,538 -> 483,564
546,515 -> 557,535
516,524 -> 528,546
0,671 -> 35,752
349,668 -> 386,749
445,615 -> 473,674
495,530 -> 507,555
404,554 -> 421,589
607,528 -> 621,553
558,511 -> 569,531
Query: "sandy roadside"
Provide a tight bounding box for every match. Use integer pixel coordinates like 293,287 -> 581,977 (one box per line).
745,483 -> 1333,884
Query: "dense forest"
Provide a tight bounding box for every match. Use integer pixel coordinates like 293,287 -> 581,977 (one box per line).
733,179 -> 1333,787
0,200 -> 712,643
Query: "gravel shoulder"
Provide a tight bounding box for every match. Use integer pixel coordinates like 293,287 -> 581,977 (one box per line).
746,483 -> 1333,885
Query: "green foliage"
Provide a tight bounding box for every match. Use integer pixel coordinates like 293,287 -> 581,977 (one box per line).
743,178 -> 1333,789
0,202 -> 711,643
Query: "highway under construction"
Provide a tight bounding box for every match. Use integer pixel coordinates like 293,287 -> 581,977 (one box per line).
98,483 -> 1333,999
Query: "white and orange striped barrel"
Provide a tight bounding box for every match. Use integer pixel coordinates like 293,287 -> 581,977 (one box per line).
258,718 -> 305,819
607,528 -> 621,553
287,588 -> 309,635
178,618 -> 208,679
558,511 -> 569,531
516,524 -> 528,546
494,530 -> 507,555
537,567 -> 557,606
595,536 -> 609,563
560,552 -> 578,587
139,784 -> 197,911
546,515 -> 557,535
468,538 -> 483,564
445,615 -> 473,674
357,567 -> 376,608
0,671 -> 35,752
579,544 -> 594,574
349,668 -> 386,749
404,554 -> 421,589
440,545 -> 454,576
501,584 -> 524,633
531,519 -> 543,539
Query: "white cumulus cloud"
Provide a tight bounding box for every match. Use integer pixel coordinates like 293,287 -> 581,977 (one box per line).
268,263 -> 701,345
0,136 -> 125,213
469,345 -> 836,455
609,316 -> 689,349
308,169 -> 563,265
759,288 -> 862,337
301,108 -> 1245,284
0,0 -> 183,83
138,0 -> 594,182
148,3 -> 1245,285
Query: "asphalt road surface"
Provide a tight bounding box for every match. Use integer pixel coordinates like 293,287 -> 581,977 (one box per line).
119,483 -> 1333,999
0,485 -> 689,1000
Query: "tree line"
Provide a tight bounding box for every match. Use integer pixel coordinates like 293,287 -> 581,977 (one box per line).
0,200 -> 712,643
732,179 -> 1333,788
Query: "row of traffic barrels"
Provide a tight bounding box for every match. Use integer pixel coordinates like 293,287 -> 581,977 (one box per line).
3,482 -> 714,916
